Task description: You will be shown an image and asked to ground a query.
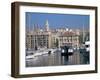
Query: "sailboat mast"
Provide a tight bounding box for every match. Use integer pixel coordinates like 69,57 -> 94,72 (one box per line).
28,13 -> 31,32
83,24 -> 85,43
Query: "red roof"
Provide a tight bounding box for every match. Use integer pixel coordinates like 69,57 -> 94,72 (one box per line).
60,32 -> 76,37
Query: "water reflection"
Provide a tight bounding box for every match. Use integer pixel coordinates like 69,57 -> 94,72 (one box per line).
26,50 -> 89,67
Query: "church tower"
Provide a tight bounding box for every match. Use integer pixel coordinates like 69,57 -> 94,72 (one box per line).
45,20 -> 49,31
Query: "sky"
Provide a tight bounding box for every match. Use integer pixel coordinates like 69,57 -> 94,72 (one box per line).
26,12 -> 89,30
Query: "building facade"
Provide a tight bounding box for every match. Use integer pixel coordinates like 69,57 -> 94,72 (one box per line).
58,31 -> 80,48
26,20 -> 52,50
26,20 -> 80,50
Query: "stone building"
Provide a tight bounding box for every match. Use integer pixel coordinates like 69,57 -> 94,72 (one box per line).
26,20 -> 52,50
58,30 -> 80,48
26,20 -> 80,50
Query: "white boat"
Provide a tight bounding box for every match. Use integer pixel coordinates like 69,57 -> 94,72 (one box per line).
26,48 -> 57,60
85,41 -> 90,52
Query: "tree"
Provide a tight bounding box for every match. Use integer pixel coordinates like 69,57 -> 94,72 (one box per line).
55,38 -> 59,48
79,32 -> 84,44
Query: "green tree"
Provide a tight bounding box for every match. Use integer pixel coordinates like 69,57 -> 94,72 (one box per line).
55,39 -> 59,48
